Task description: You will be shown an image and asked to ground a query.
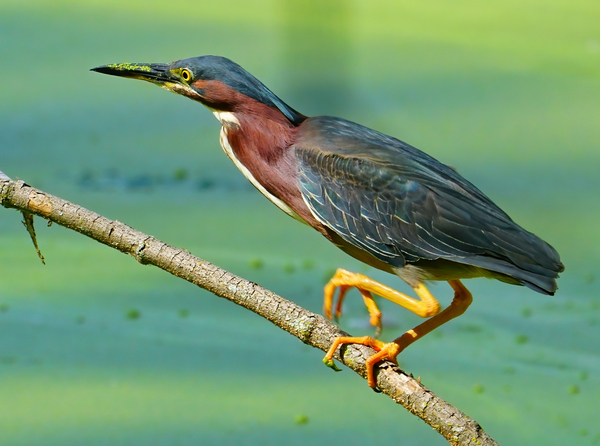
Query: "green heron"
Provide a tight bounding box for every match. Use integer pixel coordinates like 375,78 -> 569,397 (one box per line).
92,56 -> 564,389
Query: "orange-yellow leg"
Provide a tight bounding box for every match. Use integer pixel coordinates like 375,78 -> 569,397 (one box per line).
324,277 -> 384,335
324,268 -> 441,324
323,275 -> 473,389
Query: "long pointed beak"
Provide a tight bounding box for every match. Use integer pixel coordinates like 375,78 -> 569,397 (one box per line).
91,62 -> 177,86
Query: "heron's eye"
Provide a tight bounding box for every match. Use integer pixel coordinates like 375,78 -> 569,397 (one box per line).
181,69 -> 192,82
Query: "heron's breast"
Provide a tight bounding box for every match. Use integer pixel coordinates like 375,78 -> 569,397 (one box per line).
218,123 -> 306,223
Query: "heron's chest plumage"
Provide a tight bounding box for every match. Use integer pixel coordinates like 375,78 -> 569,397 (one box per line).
212,110 -> 318,228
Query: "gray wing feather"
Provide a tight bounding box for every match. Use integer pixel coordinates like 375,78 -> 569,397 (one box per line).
295,116 -> 563,293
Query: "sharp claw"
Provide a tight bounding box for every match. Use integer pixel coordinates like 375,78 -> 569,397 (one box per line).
323,358 -> 342,372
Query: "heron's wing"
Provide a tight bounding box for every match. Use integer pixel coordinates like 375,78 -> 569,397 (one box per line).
294,116 -> 563,291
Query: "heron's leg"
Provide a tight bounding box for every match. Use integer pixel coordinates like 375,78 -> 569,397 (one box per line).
391,279 -> 472,352
324,279 -> 473,389
358,290 -> 383,338
323,268 -> 441,323
323,283 -> 350,320
324,275 -> 383,336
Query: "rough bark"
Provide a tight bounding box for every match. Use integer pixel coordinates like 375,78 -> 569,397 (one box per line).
0,174 -> 498,446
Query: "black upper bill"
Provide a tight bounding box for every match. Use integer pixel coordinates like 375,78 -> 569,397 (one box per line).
90,62 -> 175,84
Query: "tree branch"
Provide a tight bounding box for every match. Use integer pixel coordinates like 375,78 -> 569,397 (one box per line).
0,174 -> 498,446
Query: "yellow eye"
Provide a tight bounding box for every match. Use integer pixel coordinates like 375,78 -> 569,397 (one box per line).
181,69 -> 192,82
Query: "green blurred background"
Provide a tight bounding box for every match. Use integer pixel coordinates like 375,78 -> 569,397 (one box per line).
1,0 -> 599,444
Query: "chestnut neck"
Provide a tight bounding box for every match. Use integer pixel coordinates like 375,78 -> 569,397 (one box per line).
230,101 -> 300,162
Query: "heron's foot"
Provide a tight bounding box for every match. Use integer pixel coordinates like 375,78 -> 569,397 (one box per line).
322,280 -> 474,389
323,335 -> 404,389
323,268 -> 383,332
